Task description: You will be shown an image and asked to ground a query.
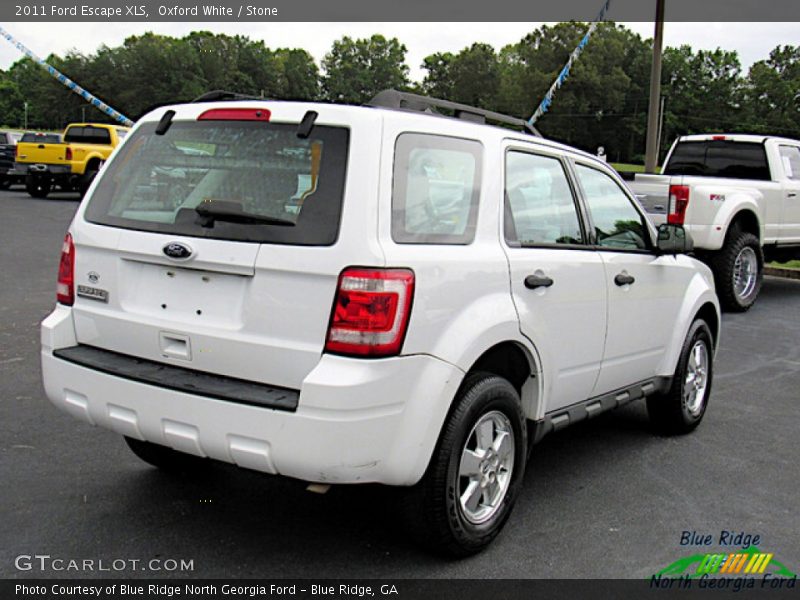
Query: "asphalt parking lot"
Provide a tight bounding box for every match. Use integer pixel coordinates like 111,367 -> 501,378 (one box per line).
1,188 -> 798,579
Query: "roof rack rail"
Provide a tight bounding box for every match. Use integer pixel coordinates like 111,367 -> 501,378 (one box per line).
366,89 -> 541,137
192,90 -> 265,103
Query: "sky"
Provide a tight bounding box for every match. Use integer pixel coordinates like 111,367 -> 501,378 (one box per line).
0,22 -> 797,82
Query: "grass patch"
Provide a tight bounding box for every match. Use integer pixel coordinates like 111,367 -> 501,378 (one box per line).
610,162 -> 647,173
770,260 -> 800,269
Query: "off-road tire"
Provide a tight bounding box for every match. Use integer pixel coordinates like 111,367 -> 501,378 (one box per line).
710,228 -> 763,312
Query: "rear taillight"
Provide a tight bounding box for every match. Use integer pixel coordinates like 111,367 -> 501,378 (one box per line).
325,268 -> 415,357
668,184 -> 690,225
56,233 -> 75,306
65,147 -> 73,161
14,144 -> 18,159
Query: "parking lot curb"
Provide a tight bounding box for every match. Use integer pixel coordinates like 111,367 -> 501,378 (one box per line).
765,266 -> 800,280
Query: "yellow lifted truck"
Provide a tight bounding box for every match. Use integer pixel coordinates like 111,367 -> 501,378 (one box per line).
15,123 -> 129,198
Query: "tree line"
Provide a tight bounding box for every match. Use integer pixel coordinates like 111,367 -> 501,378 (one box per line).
0,23 -> 798,164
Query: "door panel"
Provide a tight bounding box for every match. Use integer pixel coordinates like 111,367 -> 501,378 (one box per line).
507,248 -> 607,410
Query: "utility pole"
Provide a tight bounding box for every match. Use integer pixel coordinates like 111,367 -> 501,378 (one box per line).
644,0 -> 665,173
23,101 -> 28,130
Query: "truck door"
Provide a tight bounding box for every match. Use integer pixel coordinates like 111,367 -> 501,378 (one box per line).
778,144 -> 800,243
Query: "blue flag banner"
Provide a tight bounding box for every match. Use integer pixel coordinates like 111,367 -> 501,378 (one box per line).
0,25 -> 134,127
529,0 -> 610,125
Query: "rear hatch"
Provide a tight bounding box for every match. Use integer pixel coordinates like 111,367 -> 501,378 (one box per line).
70,104 -> 380,391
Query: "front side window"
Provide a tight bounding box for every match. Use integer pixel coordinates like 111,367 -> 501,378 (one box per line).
575,164 -> 650,251
392,133 -> 482,244
85,120 -> 350,245
505,151 -> 584,246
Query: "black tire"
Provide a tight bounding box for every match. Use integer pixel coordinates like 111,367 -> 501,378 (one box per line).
0,178 -> 11,190
80,169 -> 99,198
710,228 -> 763,312
124,436 -> 207,473
647,319 -> 714,435
400,372 -> 527,556
25,174 -> 51,199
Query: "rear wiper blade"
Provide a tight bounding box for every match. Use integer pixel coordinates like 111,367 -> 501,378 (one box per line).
195,200 -> 295,227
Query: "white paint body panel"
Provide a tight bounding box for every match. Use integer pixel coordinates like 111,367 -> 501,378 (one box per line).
42,100 -> 719,486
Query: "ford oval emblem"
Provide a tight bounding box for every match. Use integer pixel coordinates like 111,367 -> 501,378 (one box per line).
163,242 -> 193,260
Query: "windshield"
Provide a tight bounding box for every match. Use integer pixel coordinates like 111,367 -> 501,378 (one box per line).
85,120 -> 350,245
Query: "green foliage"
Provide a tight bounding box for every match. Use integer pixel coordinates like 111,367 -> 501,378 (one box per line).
2,25 -> 799,164
321,35 -> 409,104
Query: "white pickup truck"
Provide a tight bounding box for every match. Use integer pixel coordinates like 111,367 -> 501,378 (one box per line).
628,134 -> 800,311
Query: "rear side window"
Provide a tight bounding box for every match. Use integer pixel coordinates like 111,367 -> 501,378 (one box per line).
664,140 -> 770,180
0,134 -> 7,144
779,146 -> 800,180
85,120 -> 350,246
392,133 -> 482,244
64,126 -> 112,145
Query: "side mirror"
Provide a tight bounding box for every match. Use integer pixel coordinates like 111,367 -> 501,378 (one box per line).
656,223 -> 694,255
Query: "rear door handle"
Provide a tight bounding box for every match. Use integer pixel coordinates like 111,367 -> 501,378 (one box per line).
524,274 -> 554,289
614,273 -> 635,286
788,192 -> 797,198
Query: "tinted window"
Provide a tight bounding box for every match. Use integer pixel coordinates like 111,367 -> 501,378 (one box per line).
20,133 -> 61,144
392,134 -> 482,244
64,126 -> 112,145
505,152 -> 583,246
85,120 -> 350,246
664,140 -> 770,180
0,134 -> 7,144
575,164 -> 650,251
779,146 -> 800,181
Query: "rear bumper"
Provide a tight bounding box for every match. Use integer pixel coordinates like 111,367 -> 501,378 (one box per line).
41,306 -> 463,486
15,163 -> 72,176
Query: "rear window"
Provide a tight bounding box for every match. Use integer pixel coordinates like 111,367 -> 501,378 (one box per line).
64,126 -> 112,145
85,120 -> 350,245
664,140 -> 770,180
20,133 -> 61,144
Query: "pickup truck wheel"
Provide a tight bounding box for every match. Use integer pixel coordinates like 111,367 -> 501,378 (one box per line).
25,175 -> 51,199
124,436 -> 207,473
711,230 -> 763,312
400,372 -> 527,556
80,169 -> 99,198
647,319 -> 713,435
0,178 -> 11,190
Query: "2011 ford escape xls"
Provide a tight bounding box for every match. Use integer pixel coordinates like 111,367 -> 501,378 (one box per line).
41,90 -> 720,555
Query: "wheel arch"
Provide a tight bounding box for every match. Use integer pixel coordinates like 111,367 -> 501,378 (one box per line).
460,338 -> 542,421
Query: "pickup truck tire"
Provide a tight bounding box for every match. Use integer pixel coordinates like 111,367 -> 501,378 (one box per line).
25,174 -> 51,199
0,178 -> 11,190
710,229 -> 763,312
124,436 -> 207,473
647,319 -> 713,435
80,168 -> 100,198
400,372 -> 527,556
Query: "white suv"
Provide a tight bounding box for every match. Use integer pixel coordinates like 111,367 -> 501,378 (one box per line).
41,90 -> 720,555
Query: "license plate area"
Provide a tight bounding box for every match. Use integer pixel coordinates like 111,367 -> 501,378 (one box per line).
118,260 -> 247,327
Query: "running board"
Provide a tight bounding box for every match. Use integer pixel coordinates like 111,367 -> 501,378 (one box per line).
529,377 -> 671,445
